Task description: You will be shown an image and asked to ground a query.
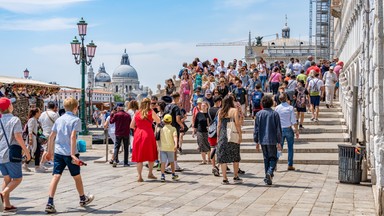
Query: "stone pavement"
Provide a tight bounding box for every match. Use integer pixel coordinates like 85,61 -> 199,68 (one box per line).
3,148 -> 376,216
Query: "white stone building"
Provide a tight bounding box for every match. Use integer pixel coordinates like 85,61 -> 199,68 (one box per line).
332,0 -> 384,214
90,49 -> 151,101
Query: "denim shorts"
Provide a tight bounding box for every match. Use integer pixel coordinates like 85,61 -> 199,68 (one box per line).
53,153 -> 80,176
0,162 -> 22,179
310,96 -> 321,107
160,151 -> 175,163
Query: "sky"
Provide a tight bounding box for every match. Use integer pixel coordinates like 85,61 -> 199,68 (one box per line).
0,0 -> 309,91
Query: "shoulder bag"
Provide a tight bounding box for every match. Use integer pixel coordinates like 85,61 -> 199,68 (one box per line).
227,117 -> 239,143
0,118 -> 23,162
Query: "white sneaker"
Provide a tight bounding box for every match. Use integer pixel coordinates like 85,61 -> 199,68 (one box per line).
35,167 -> 46,173
22,164 -> 31,172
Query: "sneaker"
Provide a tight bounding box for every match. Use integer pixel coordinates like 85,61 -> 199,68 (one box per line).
172,175 -> 179,181
35,167 -> 46,173
326,104 -> 330,108
287,166 -> 296,171
233,176 -> 243,183
265,173 -> 272,185
164,168 -> 172,174
80,194 -> 95,207
161,176 -> 165,182
112,162 -> 117,168
221,179 -> 230,185
108,159 -> 114,164
45,161 -> 54,166
299,124 -> 304,129
315,119 -> 319,122
175,167 -> 184,172
212,166 -> 220,177
45,203 -> 56,213
310,117 -> 315,121
22,164 -> 31,172
238,168 -> 245,174
123,163 -> 130,167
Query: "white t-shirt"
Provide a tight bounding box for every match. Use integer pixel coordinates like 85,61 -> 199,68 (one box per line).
105,116 -> 115,134
292,63 -> 302,76
257,64 -> 267,76
308,78 -> 324,96
217,66 -> 227,74
323,71 -> 338,86
39,110 -> 59,137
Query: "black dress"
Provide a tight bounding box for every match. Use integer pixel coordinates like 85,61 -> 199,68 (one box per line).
217,117 -> 241,163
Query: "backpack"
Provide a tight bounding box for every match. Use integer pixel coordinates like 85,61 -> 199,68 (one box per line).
310,79 -> 320,93
296,88 -> 308,108
208,108 -> 219,138
252,91 -> 263,108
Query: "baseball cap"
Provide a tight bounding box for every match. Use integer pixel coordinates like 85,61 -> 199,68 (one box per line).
197,98 -> 204,104
213,58 -> 218,61
163,114 -> 172,123
329,66 -> 334,70
0,97 -> 16,112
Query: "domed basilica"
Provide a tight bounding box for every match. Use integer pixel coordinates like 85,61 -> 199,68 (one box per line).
88,49 -> 150,101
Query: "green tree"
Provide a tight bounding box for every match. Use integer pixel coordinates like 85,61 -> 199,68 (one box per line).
114,94 -> 123,102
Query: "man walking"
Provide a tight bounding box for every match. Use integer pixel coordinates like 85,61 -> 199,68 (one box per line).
275,93 -> 299,171
254,95 -> 282,185
110,103 -> 131,167
232,80 -> 248,117
39,101 -> 59,167
307,72 -> 325,122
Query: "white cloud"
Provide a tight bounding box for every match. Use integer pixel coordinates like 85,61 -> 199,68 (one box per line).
29,41 -> 245,91
0,0 -> 90,14
0,17 -> 77,31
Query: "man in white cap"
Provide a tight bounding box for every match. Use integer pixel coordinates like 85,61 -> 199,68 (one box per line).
323,66 -> 338,108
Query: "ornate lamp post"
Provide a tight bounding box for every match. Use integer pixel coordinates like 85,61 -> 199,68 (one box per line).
70,17 -> 97,135
86,81 -> 93,124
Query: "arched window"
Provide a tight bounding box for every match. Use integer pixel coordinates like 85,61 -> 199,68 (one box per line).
129,85 -> 133,91
115,86 -> 118,93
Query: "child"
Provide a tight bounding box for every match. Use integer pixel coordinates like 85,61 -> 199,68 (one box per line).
45,97 -> 94,213
159,114 -> 179,182
251,84 -> 264,119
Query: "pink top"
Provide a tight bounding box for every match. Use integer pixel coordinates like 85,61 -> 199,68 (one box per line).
270,72 -> 282,83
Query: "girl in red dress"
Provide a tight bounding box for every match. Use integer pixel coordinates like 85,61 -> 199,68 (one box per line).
130,98 -> 160,182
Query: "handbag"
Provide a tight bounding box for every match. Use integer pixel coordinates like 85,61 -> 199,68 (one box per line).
0,118 -> 23,162
227,118 -> 239,143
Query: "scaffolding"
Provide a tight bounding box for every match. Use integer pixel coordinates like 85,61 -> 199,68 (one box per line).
315,0 -> 331,60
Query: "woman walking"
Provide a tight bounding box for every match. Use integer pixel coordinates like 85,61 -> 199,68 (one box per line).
131,98 -> 160,182
269,67 -> 282,95
193,101 -> 211,164
104,108 -> 116,164
179,70 -> 192,113
0,98 -> 31,212
24,108 -> 45,173
217,95 -> 243,184
165,79 -> 176,96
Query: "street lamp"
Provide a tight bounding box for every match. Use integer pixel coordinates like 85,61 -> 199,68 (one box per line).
86,81 -> 93,124
70,17 -> 97,135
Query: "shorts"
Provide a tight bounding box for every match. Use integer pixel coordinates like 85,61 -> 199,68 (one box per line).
53,153 -> 80,176
296,107 -> 307,112
0,162 -> 22,179
310,96 -> 321,108
208,137 -> 217,147
160,151 -> 175,163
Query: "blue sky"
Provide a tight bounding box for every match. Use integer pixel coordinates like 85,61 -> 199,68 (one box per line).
0,0 -> 309,90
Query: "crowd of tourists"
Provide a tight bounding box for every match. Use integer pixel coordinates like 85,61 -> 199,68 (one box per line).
0,55 -> 343,213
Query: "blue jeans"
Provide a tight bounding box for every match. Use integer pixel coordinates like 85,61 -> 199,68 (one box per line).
271,82 -> 280,95
281,127 -> 294,166
261,145 -> 277,176
260,76 -> 267,91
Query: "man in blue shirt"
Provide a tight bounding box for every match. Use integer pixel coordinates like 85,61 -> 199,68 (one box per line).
254,95 -> 282,185
45,97 -> 94,213
275,93 -> 299,171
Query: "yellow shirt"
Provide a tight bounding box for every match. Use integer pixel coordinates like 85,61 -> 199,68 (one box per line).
159,125 -> 177,152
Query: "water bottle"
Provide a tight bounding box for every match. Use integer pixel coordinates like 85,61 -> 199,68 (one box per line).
72,159 -> 87,166
277,150 -> 283,159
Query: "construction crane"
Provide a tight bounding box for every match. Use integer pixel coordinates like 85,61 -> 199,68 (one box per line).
196,32 -> 278,47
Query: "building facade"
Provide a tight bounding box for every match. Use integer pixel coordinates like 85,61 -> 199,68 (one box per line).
89,49 -> 150,101
332,0 -> 384,214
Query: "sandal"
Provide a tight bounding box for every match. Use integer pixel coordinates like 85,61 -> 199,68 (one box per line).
148,174 -> 157,180
4,205 -> 17,212
199,161 -> 207,165
221,179 -> 230,185
137,178 -> 144,182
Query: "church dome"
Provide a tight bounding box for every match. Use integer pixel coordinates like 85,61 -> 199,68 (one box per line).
282,25 -> 290,31
112,49 -> 138,80
95,63 -> 111,82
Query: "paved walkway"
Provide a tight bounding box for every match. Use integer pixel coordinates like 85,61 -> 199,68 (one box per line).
3,147 -> 375,216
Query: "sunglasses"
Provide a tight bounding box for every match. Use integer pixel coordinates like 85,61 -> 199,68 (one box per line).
151,102 -> 157,105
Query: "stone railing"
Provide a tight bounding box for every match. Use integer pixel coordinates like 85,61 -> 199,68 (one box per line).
154,75 -> 181,98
